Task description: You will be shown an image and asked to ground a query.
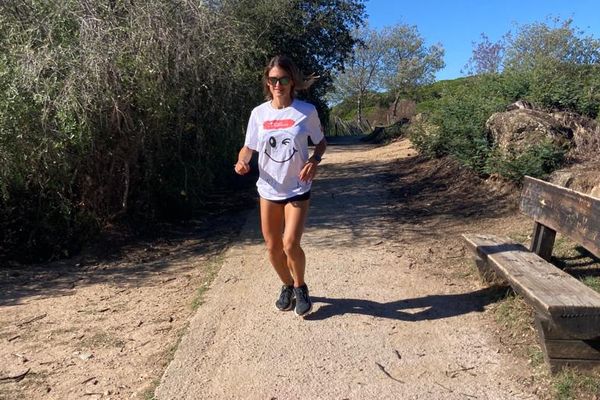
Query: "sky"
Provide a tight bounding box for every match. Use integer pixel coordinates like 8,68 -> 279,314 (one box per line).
365,0 -> 600,81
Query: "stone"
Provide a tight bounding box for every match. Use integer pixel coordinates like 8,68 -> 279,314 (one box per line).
485,109 -> 573,155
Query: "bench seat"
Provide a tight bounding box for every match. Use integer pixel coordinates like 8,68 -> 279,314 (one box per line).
463,233 -> 600,340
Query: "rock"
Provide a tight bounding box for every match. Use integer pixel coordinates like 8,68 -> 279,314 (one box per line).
549,163 -> 600,196
550,111 -> 600,160
486,109 -> 573,155
506,100 -> 533,111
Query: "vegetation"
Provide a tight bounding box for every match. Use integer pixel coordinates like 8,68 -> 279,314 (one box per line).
333,18 -> 600,184
329,23 -> 444,124
0,0 -> 365,262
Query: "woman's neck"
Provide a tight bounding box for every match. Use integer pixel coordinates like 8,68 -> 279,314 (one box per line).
271,97 -> 292,109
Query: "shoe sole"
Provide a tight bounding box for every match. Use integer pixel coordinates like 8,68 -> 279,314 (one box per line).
294,302 -> 313,317
276,297 -> 295,312
276,302 -> 294,312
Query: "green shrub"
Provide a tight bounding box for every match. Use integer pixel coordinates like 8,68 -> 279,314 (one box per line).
0,0 -> 365,262
527,62 -> 600,118
410,74 -> 508,173
484,140 -> 566,182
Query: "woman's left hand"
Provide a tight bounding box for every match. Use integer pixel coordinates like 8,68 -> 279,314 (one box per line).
299,158 -> 319,182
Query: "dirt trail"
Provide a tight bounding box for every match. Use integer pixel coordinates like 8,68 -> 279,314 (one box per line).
155,138 -> 539,400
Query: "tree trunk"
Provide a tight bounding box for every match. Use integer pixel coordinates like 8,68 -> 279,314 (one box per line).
357,93 -> 363,125
392,91 -> 401,119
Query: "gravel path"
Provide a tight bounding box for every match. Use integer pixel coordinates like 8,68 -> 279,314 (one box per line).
155,138 -> 539,400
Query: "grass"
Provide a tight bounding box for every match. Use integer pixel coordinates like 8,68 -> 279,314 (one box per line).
142,379 -> 161,400
79,331 -> 126,349
494,293 -> 533,334
581,276 -> 600,293
527,346 -> 545,368
553,369 -> 600,400
191,252 -> 226,310
491,289 -> 600,400
140,252 -> 227,399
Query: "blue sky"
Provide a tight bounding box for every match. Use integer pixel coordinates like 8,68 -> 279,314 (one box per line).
365,0 -> 600,81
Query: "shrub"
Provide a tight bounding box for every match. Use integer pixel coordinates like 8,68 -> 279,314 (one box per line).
484,140 -> 567,182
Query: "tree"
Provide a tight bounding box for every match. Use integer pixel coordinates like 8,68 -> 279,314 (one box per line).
463,33 -> 504,75
329,25 -> 386,124
379,24 -> 445,118
503,18 -> 600,70
221,0 -> 366,117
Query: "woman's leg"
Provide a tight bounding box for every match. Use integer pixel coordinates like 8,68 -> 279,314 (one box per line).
283,199 -> 310,287
259,198 -> 294,285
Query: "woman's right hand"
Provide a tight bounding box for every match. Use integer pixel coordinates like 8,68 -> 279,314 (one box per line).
234,160 -> 250,175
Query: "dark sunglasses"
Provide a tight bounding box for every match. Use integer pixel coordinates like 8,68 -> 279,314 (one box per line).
267,76 -> 291,86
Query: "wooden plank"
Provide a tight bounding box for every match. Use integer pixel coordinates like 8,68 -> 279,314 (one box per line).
473,254 -> 508,285
548,359 -> 600,374
530,222 -> 556,261
463,234 -> 600,338
544,339 -> 600,360
535,315 -> 598,340
520,176 -> 600,258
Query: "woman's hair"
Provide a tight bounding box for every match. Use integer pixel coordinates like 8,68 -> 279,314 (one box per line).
262,55 -> 318,100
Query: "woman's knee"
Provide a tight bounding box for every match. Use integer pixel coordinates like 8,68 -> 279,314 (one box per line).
265,237 -> 284,255
283,237 -> 302,256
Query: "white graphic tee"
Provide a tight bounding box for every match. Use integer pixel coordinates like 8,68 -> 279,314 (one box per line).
244,99 -> 324,200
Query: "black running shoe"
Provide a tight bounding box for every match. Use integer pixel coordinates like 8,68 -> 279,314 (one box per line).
275,285 -> 295,311
293,284 -> 313,317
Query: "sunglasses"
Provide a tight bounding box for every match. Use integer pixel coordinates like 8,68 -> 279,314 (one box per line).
267,76 -> 291,86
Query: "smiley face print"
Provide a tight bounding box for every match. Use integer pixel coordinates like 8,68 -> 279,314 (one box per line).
264,131 -> 298,163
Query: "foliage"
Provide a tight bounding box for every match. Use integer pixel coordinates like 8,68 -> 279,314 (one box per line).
328,24 -> 386,124
484,140 -> 567,182
410,75 -> 508,172
526,62 -> 600,118
379,24 -> 445,116
330,91 -> 391,121
407,17 -> 600,181
223,0 -> 365,125
0,0 -> 365,262
330,22 -> 444,124
463,33 -> 504,75
503,18 -> 600,71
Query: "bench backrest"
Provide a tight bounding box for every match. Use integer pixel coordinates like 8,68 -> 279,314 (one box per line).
520,176 -> 600,259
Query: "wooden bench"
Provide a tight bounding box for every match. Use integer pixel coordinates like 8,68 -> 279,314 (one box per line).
463,176 -> 600,373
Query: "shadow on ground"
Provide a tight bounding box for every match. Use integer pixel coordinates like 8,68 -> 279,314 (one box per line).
0,206 -> 261,307
305,286 -> 509,321
0,137 -> 517,306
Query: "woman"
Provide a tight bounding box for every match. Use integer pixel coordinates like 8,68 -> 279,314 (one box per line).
234,55 -> 327,317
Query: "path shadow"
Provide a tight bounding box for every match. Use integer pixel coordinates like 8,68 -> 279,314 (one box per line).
305,286 -> 508,321
1,138 -> 516,306
0,206 -> 263,307
307,151 -> 517,248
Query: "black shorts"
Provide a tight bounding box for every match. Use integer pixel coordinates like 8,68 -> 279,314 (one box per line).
264,191 -> 311,204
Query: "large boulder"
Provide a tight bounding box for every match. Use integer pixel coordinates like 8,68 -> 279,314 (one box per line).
486,109 -> 573,155
550,163 -> 600,199
550,111 -> 600,161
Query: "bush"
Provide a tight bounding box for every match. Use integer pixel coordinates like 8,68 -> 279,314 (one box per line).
0,1 -> 260,261
484,140 -> 567,182
0,0 -> 365,262
410,75 -> 508,173
527,62 -> 600,118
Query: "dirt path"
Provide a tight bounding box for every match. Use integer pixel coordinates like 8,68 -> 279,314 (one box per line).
155,138 -> 540,399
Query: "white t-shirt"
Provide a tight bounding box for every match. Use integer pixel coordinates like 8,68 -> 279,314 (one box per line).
244,99 -> 324,200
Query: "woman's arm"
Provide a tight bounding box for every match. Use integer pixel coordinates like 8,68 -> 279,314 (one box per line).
234,146 -> 254,175
310,138 -> 327,163
299,138 -> 327,182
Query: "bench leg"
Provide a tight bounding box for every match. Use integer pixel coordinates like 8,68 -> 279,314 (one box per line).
472,254 -> 508,286
530,222 -> 556,262
535,315 -> 600,374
